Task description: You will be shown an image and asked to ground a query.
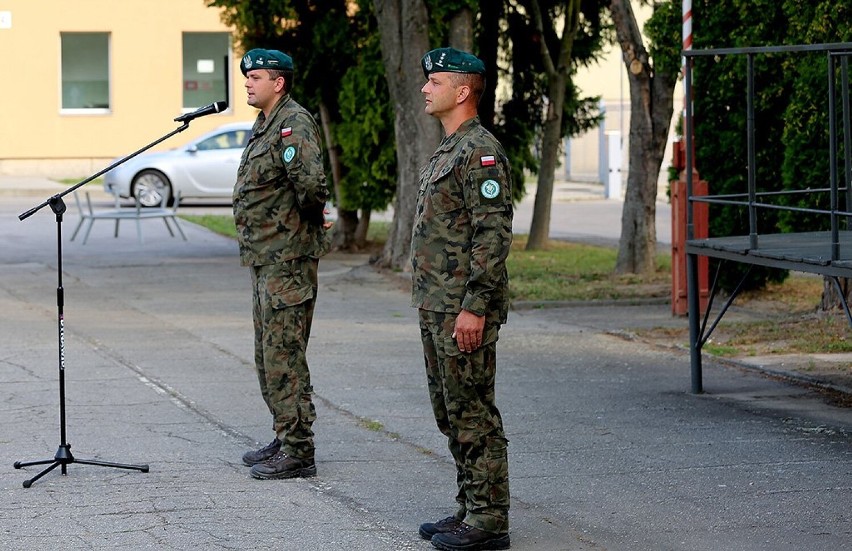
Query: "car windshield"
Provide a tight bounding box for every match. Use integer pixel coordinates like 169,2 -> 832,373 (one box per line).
195,130 -> 250,151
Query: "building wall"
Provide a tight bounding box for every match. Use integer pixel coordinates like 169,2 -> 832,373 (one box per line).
568,3 -> 681,195
0,0 -> 256,177
0,0 -> 681,190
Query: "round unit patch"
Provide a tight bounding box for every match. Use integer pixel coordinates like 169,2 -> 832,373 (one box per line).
283,146 -> 296,163
480,179 -> 500,200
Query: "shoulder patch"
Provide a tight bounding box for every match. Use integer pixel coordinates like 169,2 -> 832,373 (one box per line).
480,179 -> 500,200
480,155 -> 496,167
283,146 -> 297,163
281,127 -> 293,138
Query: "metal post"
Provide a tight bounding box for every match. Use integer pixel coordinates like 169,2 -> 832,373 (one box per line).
828,52 -> 840,260
842,55 -> 852,227
747,54 -> 758,250
598,100 -> 608,186
684,56 -> 702,394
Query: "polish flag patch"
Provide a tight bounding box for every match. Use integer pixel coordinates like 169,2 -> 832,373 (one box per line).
480,155 -> 496,167
280,127 -> 293,138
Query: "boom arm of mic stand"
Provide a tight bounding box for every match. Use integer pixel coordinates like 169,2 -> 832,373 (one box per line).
18,121 -> 191,222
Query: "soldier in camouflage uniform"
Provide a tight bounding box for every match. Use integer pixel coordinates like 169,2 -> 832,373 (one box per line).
412,48 -> 513,551
233,48 -> 330,480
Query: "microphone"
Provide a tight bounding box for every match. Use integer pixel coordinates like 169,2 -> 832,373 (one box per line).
174,101 -> 228,123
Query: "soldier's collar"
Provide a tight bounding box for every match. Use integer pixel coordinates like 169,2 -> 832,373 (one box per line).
438,116 -> 480,151
255,94 -> 292,135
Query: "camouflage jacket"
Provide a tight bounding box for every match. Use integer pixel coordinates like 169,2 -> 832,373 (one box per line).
233,94 -> 330,267
410,116 -> 513,321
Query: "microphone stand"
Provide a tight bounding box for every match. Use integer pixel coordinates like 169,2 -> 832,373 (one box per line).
13,120 -> 193,488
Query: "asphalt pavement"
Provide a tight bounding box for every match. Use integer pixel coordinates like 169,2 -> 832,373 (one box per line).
0,177 -> 850,550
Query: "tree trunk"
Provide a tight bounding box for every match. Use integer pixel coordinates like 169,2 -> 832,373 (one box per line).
448,7 -> 473,52
821,276 -> 852,311
354,207 -> 372,248
525,0 -> 581,250
527,79 -> 566,249
318,101 -> 359,250
609,0 -> 676,275
373,0 -> 441,269
477,0 -> 501,129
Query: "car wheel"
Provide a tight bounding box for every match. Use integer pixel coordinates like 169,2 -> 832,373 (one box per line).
131,170 -> 172,207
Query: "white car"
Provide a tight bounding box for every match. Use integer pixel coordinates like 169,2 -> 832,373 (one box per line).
103,122 -> 253,207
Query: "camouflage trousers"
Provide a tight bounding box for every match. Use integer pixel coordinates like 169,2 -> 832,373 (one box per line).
251,258 -> 319,460
418,309 -> 510,534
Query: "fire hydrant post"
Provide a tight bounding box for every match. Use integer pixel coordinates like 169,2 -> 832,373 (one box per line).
671,143 -> 709,316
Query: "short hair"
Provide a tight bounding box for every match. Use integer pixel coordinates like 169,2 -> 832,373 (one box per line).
448,72 -> 486,105
267,69 -> 293,95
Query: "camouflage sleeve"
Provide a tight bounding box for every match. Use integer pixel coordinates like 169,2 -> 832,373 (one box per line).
279,111 -> 330,212
459,148 -> 513,316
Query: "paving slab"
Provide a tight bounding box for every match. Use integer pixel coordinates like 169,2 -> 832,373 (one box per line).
0,187 -> 849,551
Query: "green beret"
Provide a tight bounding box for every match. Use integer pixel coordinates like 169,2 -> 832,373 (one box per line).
421,47 -> 485,78
240,48 -> 294,76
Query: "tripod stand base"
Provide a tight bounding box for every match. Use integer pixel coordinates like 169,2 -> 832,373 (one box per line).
14,443 -> 149,488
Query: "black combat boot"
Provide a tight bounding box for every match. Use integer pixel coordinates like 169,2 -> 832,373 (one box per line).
419,516 -> 462,540
431,522 -> 510,550
241,438 -> 281,466
249,451 -> 316,480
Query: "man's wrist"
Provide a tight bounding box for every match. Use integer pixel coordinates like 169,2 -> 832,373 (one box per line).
460,296 -> 487,317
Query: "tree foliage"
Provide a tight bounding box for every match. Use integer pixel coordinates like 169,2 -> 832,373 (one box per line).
778,0 -> 852,231
691,0 -> 791,291
336,0 -> 397,214
208,0 -> 400,250
692,0 -> 852,293
207,1 -> 648,264
420,0 -> 607,207
208,0 -> 353,112
778,1 -> 852,309
642,1 -> 682,81
506,0 -> 609,249
507,1 -> 608,198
